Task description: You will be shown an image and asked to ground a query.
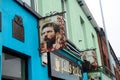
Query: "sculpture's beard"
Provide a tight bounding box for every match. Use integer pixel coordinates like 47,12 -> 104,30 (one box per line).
46,36 -> 56,49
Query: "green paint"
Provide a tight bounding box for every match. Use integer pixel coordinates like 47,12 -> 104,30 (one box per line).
37,0 -> 102,69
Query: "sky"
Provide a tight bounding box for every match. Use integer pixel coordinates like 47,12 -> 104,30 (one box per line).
84,0 -> 120,57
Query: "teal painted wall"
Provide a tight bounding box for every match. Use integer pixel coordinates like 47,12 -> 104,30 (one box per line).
1,0 -> 50,80
82,73 -> 88,80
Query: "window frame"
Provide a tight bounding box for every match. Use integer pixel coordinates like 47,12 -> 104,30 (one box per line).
21,0 -> 39,12
2,47 -> 28,80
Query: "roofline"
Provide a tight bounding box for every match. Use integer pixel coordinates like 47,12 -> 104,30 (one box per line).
14,0 -> 42,19
77,0 -> 99,28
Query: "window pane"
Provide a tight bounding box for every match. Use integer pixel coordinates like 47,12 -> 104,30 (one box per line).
21,0 -> 31,6
2,53 -> 21,79
2,52 -> 27,80
34,0 -> 38,12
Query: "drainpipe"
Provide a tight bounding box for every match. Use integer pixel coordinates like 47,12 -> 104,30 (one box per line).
99,0 -> 115,79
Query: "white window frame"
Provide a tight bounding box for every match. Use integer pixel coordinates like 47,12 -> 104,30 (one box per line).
33,0 -> 39,12
22,0 -> 31,6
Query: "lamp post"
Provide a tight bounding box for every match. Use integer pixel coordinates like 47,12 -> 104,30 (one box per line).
99,0 -> 115,79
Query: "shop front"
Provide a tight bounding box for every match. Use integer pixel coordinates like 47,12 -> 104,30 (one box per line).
48,51 -> 82,80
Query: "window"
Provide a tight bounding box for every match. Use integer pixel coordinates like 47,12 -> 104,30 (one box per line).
92,33 -> 96,47
2,48 -> 28,80
21,0 -> 31,6
80,17 -> 87,48
61,0 -> 66,12
31,0 -> 38,12
12,15 -> 24,42
21,0 -> 38,12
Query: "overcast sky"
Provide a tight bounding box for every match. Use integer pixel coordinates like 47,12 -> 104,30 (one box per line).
84,0 -> 120,57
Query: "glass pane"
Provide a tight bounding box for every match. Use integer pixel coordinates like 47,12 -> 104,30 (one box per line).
21,0 -> 31,6
2,52 -> 21,80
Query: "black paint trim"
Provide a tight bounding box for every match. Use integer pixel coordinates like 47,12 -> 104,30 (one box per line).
48,52 -> 52,77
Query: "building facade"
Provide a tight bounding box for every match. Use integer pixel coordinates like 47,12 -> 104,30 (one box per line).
37,0 -> 101,80
0,0 -> 83,80
95,27 -> 113,80
95,27 -> 120,80
0,0 -> 42,80
1,0 -> 120,80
